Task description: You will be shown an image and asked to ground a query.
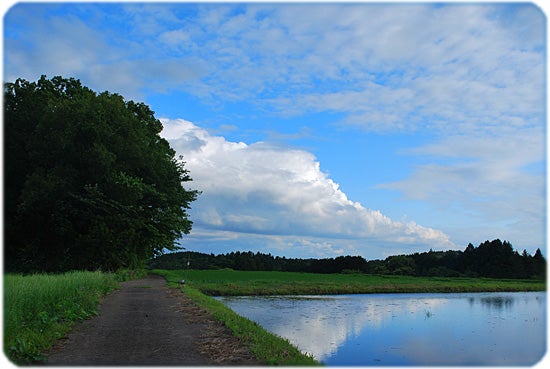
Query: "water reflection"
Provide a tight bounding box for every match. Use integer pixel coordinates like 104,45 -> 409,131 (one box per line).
217,292 -> 546,366
479,295 -> 514,309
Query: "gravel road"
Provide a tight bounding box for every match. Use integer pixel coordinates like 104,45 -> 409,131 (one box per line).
45,275 -> 258,366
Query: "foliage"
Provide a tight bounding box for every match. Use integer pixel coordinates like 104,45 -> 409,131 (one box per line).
178,286 -> 319,366
3,271 -> 120,364
113,268 -> 149,282
398,239 -> 546,279
154,269 -> 545,297
4,75 -> 199,272
148,251 -> 370,274
148,239 -> 546,280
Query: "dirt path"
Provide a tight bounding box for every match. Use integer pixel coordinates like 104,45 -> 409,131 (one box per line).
46,275 -> 259,366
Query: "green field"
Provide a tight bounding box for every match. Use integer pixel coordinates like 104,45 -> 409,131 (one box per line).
155,269 -> 546,296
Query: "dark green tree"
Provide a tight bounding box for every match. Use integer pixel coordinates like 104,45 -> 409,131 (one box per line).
532,248 -> 546,279
4,76 -> 199,272
385,255 -> 416,275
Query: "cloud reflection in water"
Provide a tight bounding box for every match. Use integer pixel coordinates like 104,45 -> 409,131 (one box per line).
217,292 -> 545,365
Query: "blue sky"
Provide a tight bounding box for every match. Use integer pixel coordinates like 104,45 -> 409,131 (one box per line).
3,2 -> 546,260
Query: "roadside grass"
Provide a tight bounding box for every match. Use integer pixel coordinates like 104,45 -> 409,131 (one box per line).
176,285 -> 319,365
154,269 -> 546,296
3,269 -> 145,364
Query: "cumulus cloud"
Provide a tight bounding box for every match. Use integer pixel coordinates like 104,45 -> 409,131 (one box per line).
161,118 -> 454,257
4,2 -> 543,255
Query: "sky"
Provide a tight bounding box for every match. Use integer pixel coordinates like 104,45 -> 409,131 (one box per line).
2,1 -> 547,260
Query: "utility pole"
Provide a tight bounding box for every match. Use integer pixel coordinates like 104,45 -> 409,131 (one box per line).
185,252 -> 191,282
179,252 -> 191,285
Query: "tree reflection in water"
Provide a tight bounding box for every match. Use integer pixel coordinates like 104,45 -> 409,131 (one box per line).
217,292 -> 546,366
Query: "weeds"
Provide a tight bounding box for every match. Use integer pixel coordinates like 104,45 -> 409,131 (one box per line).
3,271 -> 120,364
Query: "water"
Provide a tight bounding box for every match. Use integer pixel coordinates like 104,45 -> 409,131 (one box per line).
216,292 -> 546,365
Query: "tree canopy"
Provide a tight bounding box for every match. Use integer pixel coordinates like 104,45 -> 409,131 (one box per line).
4,75 -> 199,272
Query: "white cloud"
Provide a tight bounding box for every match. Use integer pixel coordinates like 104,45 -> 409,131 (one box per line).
4,2 -> 543,255
5,4 -> 543,127
379,127 -> 546,249
158,29 -> 190,47
161,118 -> 455,257
245,4 -> 544,135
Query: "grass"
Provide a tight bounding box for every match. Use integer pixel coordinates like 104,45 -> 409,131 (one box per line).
3,269 -> 145,364
154,269 -> 546,296
180,286 -> 319,365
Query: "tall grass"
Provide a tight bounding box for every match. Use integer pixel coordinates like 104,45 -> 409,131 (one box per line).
3,271 -> 120,364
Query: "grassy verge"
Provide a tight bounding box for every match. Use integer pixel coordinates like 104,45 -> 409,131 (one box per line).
154,269 -> 546,296
3,269 -> 146,364
175,284 -> 319,365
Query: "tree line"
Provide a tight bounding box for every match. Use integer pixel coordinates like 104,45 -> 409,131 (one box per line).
147,239 -> 546,280
4,76 -> 199,272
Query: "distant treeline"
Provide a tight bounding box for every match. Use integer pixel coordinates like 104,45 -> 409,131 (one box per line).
147,239 -> 546,279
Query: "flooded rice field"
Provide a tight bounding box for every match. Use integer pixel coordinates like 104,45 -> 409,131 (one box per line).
216,292 -> 546,365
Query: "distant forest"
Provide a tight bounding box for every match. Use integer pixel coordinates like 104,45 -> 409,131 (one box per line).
147,239 -> 546,280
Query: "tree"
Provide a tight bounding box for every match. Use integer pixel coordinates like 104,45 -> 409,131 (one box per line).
532,248 -> 546,279
385,255 -> 416,275
4,76 -> 199,272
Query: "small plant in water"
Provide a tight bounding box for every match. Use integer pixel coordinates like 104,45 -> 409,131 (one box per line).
424,310 -> 433,319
